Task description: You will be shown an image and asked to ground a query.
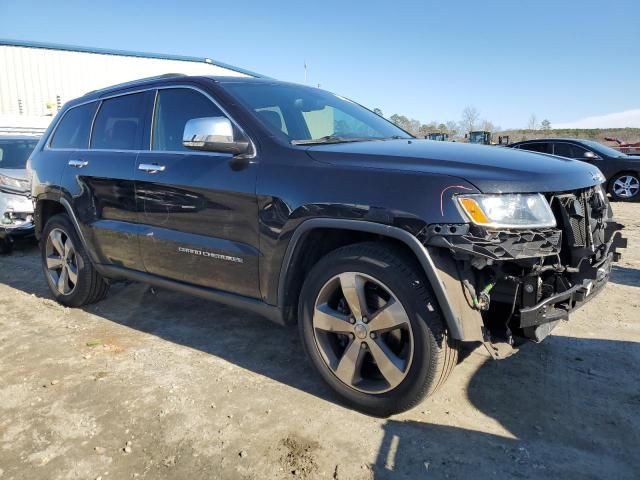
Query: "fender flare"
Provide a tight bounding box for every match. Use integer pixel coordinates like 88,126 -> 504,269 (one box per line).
277,218 -> 482,341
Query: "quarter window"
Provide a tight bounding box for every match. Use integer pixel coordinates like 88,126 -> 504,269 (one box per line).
91,93 -> 146,150
152,88 -> 224,151
50,102 -> 97,149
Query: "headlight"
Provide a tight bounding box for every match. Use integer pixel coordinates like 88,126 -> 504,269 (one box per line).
456,193 -> 556,228
0,174 -> 29,191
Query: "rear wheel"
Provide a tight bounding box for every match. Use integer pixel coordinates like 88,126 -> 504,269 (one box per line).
609,172 -> 640,201
298,242 -> 458,416
41,214 -> 109,307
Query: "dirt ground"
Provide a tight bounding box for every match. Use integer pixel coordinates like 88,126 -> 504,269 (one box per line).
1,204 -> 639,480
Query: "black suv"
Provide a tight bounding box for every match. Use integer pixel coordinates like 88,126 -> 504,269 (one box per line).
29,75 -> 626,415
509,138 -> 640,201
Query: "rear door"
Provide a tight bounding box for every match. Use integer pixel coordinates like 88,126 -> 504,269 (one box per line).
60,92 -> 152,270
134,86 -> 260,298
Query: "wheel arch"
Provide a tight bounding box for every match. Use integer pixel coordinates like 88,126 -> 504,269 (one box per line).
35,196 -> 99,265
277,218 -> 483,341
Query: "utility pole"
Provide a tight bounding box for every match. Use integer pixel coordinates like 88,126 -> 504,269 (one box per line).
304,61 -> 308,84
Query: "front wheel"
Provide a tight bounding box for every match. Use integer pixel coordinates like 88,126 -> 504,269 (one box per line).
609,172 -> 640,201
298,242 -> 458,416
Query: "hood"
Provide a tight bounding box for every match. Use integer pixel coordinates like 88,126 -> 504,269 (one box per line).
304,140 -> 605,193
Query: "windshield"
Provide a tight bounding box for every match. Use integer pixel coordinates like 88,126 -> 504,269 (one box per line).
0,139 -> 38,169
580,139 -> 626,158
223,82 -> 412,144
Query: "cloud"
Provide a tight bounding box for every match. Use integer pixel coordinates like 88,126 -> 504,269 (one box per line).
554,109 -> 640,129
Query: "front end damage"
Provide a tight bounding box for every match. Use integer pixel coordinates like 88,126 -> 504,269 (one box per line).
424,185 -> 627,358
0,189 -> 35,243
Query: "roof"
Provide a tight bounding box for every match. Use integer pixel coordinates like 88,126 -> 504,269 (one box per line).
0,38 -> 263,78
74,74 -> 297,103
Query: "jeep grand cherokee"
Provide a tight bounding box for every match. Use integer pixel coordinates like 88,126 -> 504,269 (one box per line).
28,74 -> 627,416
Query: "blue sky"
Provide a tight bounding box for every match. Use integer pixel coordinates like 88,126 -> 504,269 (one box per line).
2,0 -> 639,128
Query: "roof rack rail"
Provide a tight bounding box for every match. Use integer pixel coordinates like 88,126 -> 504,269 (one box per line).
85,73 -> 187,96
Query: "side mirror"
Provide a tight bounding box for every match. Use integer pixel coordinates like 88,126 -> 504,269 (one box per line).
183,117 -> 250,155
584,151 -> 599,160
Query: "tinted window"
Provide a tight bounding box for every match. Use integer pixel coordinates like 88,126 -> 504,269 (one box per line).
553,143 -> 587,159
519,142 -> 551,154
91,93 -> 146,150
152,88 -> 224,151
0,139 -> 39,168
50,102 -> 97,149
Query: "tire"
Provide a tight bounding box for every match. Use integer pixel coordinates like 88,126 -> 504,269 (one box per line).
608,172 -> 640,202
41,213 -> 109,307
298,242 -> 458,416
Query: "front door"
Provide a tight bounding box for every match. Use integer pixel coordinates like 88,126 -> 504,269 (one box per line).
135,86 -> 260,298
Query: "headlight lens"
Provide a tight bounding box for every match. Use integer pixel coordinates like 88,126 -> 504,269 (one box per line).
0,174 -> 29,191
457,193 -> 556,228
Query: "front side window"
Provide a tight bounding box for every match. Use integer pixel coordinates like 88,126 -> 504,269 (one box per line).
0,139 -> 39,168
223,82 -> 411,144
554,143 -> 587,159
91,93 -> 146,150
152,88 -> 224,151
519,142 -> 551,154
50,102 -> 97,149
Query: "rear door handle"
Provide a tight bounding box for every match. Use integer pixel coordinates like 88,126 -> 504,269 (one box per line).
138,163 -> 166,173
68,159 -> 88,168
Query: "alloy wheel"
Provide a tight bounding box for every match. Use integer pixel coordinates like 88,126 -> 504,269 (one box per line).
45,228 -> 78,295
312,272 -> 414,393
613,175 -> 640,199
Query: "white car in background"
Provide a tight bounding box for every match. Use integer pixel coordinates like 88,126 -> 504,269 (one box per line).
0,135 -> 40,253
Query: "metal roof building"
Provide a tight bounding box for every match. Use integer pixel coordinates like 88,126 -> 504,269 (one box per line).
0,39 -> 257,119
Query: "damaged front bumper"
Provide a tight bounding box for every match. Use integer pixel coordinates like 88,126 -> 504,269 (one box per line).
0,190 -> 35,240
423,185 -> 627,354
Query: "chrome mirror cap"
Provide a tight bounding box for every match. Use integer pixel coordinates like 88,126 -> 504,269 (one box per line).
183,117 -> 249,155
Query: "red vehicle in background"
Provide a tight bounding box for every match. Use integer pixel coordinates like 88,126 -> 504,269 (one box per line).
605,137 -> 640,155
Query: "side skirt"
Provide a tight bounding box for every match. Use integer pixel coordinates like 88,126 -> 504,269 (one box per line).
96,264 -> 285,326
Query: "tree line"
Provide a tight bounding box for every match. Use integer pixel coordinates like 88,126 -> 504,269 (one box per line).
373,106 -> 551,138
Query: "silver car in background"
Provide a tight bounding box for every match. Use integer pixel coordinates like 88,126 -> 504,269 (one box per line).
0,135 -> 40,253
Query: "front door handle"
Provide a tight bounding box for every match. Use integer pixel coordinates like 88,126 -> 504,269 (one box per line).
138,163 -> 166,173
68,159 -> 88,168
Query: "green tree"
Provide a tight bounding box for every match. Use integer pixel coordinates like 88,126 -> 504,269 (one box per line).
541,119 -> 551,130
373,108 -> 384,117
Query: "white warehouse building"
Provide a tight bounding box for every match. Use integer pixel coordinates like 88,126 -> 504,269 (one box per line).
0,39 -> 256,129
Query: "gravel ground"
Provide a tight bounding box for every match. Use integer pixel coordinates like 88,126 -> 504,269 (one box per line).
0,203 -> 638,480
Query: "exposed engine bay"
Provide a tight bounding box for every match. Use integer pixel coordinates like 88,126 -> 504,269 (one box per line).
424,185 -> 627,357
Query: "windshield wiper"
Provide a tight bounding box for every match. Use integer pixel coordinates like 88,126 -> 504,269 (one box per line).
291,136 -> 382,146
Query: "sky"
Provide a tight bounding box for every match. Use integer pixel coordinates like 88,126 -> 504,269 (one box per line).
1,0 -> 639,129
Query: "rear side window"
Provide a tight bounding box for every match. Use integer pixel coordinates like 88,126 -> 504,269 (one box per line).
152,88 -> 224,151
91,93 -> 146,150
50,102 -> 97,149
519,142 -> 551,154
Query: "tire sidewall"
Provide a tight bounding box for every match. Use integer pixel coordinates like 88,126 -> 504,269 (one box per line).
299,249 -> 446,416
